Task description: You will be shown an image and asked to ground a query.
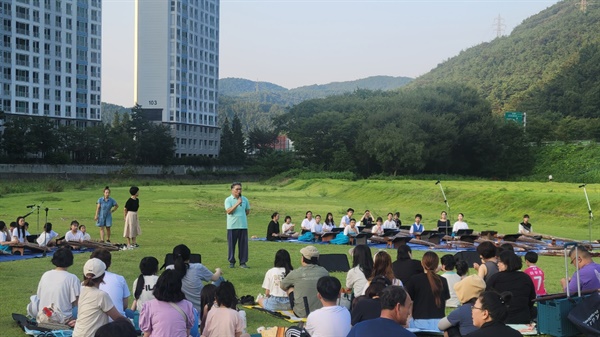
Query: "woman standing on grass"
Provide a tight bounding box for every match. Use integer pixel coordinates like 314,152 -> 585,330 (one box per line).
95,186 -> 118,243
123,186 -> 141,249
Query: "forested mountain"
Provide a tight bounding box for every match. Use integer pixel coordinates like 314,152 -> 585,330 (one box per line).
218,75 -> 413,132
412,0 -> 600,126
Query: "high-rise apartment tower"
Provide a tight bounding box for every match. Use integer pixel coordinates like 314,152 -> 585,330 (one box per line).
135,0 -> 220,158
0,0 -> 102,126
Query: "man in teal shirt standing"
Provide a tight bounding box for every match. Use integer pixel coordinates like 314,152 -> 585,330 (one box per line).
224,182 -> 250,268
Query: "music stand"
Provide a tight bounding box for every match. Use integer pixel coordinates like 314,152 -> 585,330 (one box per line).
459,235 -> 478,244
456,229 -> 474,236
354,232 -> 374,245
389,236 -> 412,249
502,234 -> 522,242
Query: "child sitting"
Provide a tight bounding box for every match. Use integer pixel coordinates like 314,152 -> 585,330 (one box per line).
440,254 -> 461,308
523,251 -> 547,296
201,281 -> 250,337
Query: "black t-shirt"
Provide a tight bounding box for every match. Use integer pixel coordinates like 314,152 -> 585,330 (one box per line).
466,321 -> 524,337
406,272 -> 450,319
351,297 -> 381,326
486,271 -> 536,324
392,259 -> 424,285
266,220 -> 280,241
125,198 -> 139,212
362,217 -> 374,228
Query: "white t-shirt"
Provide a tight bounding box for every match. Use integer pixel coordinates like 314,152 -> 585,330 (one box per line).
452,221 -> 469,233
0,231 -> 9,243
305,305 -> 351,337
37,269 -> 81,319
518,223 -> 532,234
131,275 -> 159,311
301,218 -> 316,230
261,267 -> 288,297
72,286 -> 114,337
346,266 -> 368,295
82,233 -> 91,241
65,230 -> 84,242
12,228 -> 30,243
282,222 -> 295,233
343,226 -> 358,236
99,271 -> 130,318
311,223 -> 323,233
442,272 -> 462,308
322,223 -> 333,232
37,231 -> 59,246
371,224 -> 383,235
382,220 -> 396,229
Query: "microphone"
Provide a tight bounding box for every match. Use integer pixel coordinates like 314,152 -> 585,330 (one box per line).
435,180 -> 440,185
579,184 -> 586,188
26,204 -> 35,208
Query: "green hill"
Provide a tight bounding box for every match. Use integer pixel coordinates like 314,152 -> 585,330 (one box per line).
411,0 -> 600,121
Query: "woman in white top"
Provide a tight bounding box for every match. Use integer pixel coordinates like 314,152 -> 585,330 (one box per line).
258,249 -> 293,311
37,222 -> 59,247
371,217 -> 384,236
12,216 -> 30,243
346,245 -> 373,295
131,256 -> 159,311
452,213 -> 469,234
382,213 -> 396,229
300,211 -> 316,231
281,216 -> 299,238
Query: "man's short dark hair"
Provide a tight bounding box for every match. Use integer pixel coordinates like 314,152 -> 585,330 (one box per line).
477,241 -> 496,259
94,317 -> 137,337
317,276 -> 341,302
129,186 -> 139,195
380,285 -> 408,310
347,208 -> 354,213
90,248 -> 112,269
52,247 -> 74,268
524,251 -> 538,264
415,214 -> 422,219
441,254 -> 455,271
231,182 -> 242,189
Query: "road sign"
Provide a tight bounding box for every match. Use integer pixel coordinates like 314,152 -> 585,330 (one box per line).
505,111 -> 524,123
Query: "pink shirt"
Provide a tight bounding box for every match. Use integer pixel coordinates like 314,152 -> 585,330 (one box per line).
202,307 -> 244,337
139,299 -> 194,337
524,265 -> 547,296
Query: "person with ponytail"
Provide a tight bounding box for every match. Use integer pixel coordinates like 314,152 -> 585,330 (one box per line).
131,257 -> 159,311
73,258 -> 125,337
166,244 -> 223,313
469,291 -> 524,337
12,216 -> 30,243
406,251 -> 450,330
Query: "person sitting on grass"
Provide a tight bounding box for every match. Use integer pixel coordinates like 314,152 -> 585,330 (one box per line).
258,249 -> 293,311
266,212 -> 281,241
94,317 -> 137,337
304,276 -> 351,337
280,246 -> 329,318
383,213 -> 396,229
201,281 -> 250,337
561,245 -> 600,292
468,291 -> 523,337
281,216 -> 299,238
392,245 -> 424,285
438,275 -> 486,337
347,286 -> 416,337
473,241 -> 498,283
90,248 -> 132,319
36,222 -> 59,247
455,260 -> 469,280
199,284 -> 217,335
330,219 -> 358,245
523,251 -> 547,297
351,275 -> 390,326
360,250 -> 402,295
65,220 -> 84,243
300,211 -> 316,232
0,221 -> 11,253
311,214 -> 323,234
346,244 -> 373,296
130,256 -> 159,312
440,254 -> 461,308
371,217 -> 384,236
79,224 -> 91,241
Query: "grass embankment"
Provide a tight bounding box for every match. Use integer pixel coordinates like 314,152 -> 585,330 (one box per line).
0,179 -> 597,336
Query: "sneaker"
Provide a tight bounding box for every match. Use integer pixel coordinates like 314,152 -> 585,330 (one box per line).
134,244 -> 139,248
120,245 -> 129,251
229,263 -> 235,268
240,264 -> 248,269
128,245 -> 134,250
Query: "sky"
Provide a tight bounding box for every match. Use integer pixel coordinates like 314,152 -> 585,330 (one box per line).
102,0 -> 561,107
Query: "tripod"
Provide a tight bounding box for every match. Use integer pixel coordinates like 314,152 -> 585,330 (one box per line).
579,184 -> 594,242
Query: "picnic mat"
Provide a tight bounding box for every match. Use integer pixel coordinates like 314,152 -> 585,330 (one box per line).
0,248 -> 90,263
242,305 -> 306,323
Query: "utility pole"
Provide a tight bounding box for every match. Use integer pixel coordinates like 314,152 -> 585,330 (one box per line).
493,15 -> 505,38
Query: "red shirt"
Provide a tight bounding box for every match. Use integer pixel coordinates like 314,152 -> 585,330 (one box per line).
524,265 -> 547,296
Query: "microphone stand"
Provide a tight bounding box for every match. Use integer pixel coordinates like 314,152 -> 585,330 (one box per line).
579,184 -> 593,242
42,207 -> 62,257
435,180 -> 451,235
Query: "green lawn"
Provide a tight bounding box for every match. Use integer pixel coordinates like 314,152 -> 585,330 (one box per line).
0,178 -> 597,336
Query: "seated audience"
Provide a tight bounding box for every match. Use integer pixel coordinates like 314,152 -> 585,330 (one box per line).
392,245 -> 424,285
406,251 -> 450,330
258,249 -> 293,311
440,254 -> 461,308
468,291 -> 524,337
94,317 -> 137,337
346,245 -> 373,296
561,245 -> 600,292
201,281 -> 250,337
90,249 -> 131,318
199,284 -> 217,334
37,222 -> 59,247
29,247 -> 80,323
73,258 -> 124,337
305,276 -> 351,337
486,251 -> 535,324
455,260 -> 469,279
167,244 -> 223,313
473,241 -> 498,282
360,250 -> 402,295
438,275 -> 486,337
131,256 -> 159,311
140,269 -> 195,337
523,251 -> 547,296
351,276 -> 390,326
266,212 -> 281,241
280,246 -> 329,318
347,286 -> 416,337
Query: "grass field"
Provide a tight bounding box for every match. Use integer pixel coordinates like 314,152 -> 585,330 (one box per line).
0,178 -> 598,336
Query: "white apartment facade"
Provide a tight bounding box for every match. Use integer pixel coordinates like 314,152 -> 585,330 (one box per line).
135,0 -> 220,158
0,0 -> 102,127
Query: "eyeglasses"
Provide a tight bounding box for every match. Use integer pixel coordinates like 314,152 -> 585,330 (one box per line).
570,257 -> 579,265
